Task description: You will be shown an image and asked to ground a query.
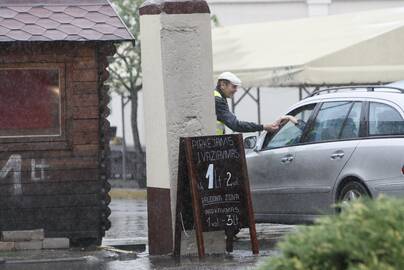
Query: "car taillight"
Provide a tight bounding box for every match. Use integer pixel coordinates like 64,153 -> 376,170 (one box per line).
402,165 -> 404,175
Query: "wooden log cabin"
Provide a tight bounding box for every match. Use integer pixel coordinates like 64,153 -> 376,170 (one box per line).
0,0 -> 133,245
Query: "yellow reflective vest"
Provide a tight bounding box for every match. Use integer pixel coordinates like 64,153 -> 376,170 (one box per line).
214,90 -> 226,135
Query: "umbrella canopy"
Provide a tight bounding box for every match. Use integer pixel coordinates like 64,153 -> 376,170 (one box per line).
212,7 -> 404,87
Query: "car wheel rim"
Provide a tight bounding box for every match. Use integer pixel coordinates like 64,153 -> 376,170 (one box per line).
341,190 -> 362,205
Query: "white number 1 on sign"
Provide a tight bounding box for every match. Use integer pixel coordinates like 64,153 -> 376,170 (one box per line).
205,164 -> 214,189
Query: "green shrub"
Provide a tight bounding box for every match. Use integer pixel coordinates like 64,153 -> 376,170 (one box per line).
259,197 -> 404,270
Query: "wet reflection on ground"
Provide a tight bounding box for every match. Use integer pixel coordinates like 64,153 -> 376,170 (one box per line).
1,198 -> 296,270
105,199 -> 148,240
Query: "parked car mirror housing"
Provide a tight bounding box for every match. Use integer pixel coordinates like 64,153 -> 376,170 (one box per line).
244,136 -> 257,149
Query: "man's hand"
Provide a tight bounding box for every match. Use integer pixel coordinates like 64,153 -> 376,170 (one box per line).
263,123 -> 280,132
263,115 -> 299,133
279,115 -> 298,126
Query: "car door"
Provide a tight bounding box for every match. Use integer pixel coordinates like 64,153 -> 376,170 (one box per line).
343,101 -> 404,196
289,101 -> 363,215
248,104 -> 316,221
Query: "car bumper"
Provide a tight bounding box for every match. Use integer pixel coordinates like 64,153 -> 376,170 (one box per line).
366,176 -> 404,198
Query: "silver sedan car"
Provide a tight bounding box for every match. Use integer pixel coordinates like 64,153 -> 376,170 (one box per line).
246,86 -> 404,224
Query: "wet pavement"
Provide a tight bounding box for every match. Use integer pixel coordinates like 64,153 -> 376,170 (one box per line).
0,197 -> 297,269
103,199 -> 148,250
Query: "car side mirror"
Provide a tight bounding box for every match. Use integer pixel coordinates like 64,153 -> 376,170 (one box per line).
244,136 -> 257,149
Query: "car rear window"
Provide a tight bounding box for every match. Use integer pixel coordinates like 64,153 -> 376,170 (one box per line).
369,102 -> 404,136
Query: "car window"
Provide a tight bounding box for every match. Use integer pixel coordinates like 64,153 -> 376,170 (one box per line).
262,104 -> 316,150
305,101 -> 353,143
340,102 -> 362,139
369,102 -> 404,136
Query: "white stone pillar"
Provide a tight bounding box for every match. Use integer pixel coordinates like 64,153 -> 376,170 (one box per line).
140,0 -> 216,255
307,0 -> 331,17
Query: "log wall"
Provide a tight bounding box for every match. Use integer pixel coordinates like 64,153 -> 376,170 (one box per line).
0,42 -> 114,245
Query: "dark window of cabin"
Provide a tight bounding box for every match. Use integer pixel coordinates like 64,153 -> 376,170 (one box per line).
0,68 -> 61,137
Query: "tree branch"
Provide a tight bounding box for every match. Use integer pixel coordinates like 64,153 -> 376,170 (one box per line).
109,67 -> 131,92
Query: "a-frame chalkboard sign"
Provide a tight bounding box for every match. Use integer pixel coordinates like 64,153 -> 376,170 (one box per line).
174,134 -> 259,258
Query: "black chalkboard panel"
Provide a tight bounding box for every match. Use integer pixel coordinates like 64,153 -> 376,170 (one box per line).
174,134 -> 258,257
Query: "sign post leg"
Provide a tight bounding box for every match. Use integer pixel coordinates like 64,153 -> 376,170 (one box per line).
235,134 -> 259,255
185,138 -> 205,258
174,140 -> 186,257
174,213 -> 182,257
249,224 -> 259,255
225,228 -> 235,253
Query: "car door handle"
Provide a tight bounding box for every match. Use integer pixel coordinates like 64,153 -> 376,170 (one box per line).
281,155 -> 294,163
330,152 -> 345,160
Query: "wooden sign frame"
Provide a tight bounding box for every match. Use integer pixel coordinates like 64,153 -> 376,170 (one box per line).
174,134 -> 259,258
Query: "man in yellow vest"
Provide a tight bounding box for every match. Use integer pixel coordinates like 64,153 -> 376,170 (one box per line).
215,72 -> 296,135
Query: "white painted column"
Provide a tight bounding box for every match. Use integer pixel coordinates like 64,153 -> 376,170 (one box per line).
140,0 -> 216,255
307,0 -> 331,17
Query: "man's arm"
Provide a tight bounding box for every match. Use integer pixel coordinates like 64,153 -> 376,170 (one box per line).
215,96 -> 263,132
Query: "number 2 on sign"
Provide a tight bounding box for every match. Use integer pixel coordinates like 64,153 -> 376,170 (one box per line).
226,172 -> 232,187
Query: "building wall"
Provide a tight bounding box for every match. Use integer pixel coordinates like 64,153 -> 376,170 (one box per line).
208,0 -> 404,26
329,0 -> 404,15
0,42 -> 112,244
209,0 -> 308,25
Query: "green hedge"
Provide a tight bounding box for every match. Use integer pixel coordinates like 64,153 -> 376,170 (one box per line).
259,197 -> 404,270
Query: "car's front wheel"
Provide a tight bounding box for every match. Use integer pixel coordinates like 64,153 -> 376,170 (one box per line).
337,181 -> 370,207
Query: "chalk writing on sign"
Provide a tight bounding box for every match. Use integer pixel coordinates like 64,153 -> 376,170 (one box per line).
0,155 -> 49,195
175,134 -> 259,258
31,159 -> 50,181
189,135 -> 246,231
0,154 -> 22,195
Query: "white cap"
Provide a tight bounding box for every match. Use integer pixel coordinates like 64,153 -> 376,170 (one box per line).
218,72 -> 242,86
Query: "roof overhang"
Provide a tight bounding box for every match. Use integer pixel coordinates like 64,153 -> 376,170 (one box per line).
0,0 -> 134,43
